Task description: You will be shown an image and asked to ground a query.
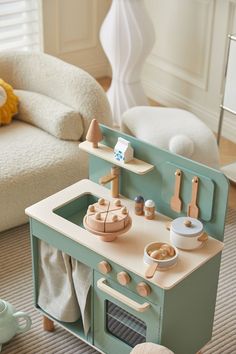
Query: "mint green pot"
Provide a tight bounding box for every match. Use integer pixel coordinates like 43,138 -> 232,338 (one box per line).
0,299 -> 32,352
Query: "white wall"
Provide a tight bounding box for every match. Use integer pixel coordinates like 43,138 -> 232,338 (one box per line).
41,0 -> 111,78
41,0 -> 236,142
142,0 -> 236,142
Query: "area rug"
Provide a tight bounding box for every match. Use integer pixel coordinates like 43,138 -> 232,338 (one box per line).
0,210 -> 235,354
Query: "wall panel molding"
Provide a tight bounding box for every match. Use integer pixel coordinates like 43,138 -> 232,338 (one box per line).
41,0 -> 111,77
56,0 -> 97,54
143,0 -> 236,143
148,0 -> 215,90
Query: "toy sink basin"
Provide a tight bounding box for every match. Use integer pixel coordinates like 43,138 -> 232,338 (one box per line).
54,192 -> 132,241
54,193 -> 98,228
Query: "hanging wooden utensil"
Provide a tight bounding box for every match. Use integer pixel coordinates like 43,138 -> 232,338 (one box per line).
170,169 -> 182,212
187,176 -> 199,218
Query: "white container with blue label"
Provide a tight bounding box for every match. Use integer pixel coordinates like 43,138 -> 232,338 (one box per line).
114,137 -> 134,163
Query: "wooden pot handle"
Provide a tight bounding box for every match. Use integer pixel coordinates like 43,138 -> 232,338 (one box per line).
197,232 -> 208,242
145,262 -> 158,279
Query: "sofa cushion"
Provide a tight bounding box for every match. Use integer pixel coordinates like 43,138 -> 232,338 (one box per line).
0,120 -> 88,232
15,89 -> 83,141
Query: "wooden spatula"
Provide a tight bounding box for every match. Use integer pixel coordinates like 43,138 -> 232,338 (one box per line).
187,176 -> 199,218
170,169 -> 182,212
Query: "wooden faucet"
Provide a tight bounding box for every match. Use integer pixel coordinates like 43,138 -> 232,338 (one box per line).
99,166 -> 120,198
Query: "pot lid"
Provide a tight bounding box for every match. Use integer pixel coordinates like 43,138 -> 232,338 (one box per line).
172,217 -> 203,237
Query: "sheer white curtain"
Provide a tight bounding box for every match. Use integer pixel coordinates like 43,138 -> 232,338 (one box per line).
0,0 -> 40,51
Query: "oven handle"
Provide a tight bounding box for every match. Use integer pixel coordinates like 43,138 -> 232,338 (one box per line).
97,278 -> 150,313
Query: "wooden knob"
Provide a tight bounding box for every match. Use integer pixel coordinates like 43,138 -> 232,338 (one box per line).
184,219 -> 192,227
98,261 -> 112,274
136,282 -> 151,297
117,271 -> 131,286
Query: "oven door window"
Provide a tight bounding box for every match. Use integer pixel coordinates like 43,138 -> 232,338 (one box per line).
94,272 -> 161,354
106,300 -> 146,348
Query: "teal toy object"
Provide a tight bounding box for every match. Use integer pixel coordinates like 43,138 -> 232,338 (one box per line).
0,299 -> 32,352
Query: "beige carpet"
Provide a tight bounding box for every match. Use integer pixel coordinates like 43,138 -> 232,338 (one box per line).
0,210 -> 235,354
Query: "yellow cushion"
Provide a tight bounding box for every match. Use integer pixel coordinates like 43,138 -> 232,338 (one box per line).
0,79 -> 18,125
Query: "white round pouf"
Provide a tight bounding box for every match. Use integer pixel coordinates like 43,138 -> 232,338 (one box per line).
130,342 -> 174,354
121,106 -> 220,169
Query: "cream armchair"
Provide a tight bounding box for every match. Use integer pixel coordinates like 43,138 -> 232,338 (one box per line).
0,51 -> 112,232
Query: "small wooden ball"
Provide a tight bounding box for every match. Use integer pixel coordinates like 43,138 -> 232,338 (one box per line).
121,207 -> 128,214
114,199 -> 121,206
88,205 -> 95,212
161,244 -> 175,257
150,250 -> 159,259
150,250 -> 164,260
98,198 -> 105,205
95,212 -> 101,220
160,249 -> 168,259
112,214 -> 118,222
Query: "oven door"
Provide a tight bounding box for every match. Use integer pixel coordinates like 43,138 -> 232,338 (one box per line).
93,271 -> 161,354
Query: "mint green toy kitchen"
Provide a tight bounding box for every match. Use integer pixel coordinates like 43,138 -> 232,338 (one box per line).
25,125 -> 228,354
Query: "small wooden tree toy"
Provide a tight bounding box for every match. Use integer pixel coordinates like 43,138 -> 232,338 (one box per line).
86,119 -> 103,148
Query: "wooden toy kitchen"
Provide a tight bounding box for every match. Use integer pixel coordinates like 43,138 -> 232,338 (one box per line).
25,122 -> 229,354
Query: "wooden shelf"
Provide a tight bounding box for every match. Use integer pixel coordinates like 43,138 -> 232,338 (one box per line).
79,141 -> 154,175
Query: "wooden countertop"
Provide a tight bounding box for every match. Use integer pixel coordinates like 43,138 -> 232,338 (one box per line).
25,179 -> 224,290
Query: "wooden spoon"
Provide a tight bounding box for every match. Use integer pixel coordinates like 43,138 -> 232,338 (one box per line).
170,169 -> 182,212
187,176 -> 199,218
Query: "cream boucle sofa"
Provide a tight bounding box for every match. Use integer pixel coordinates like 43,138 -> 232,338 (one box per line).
0,51 -> 112,232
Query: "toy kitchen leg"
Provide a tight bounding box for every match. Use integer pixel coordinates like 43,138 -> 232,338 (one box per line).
43,316 -> 54,332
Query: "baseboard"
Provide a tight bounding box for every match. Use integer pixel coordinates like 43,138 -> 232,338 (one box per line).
142,78 -> 236,144
81,61 -> 110,79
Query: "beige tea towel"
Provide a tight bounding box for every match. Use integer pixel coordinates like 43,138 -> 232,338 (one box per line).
71,258 -> 92,335
38,240 -> 81,322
